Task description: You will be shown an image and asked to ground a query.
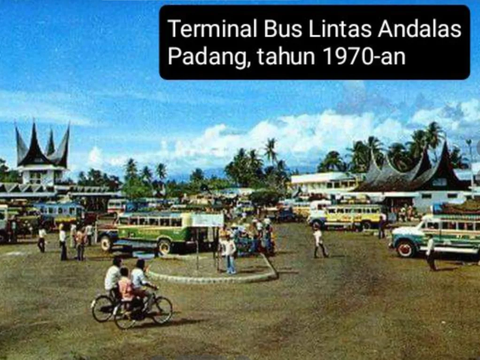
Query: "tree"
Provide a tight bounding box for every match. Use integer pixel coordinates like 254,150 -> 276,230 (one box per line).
0,158 -> 20,183
450,146 -> 468,169
141,166 -> 153,184
190,168 -> 205,183
318,151 -> 346,172
156,163 -> 167,182
122,159 -> 151,199
388,143 -> 412,171
125,158 -> 138,181
425,121 -> 444,160
265,138 -> 278,165
407,129 -> 427,163
225,148 -> 263,187
347,141 -> 370,173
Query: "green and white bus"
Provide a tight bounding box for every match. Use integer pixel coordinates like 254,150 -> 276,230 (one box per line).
392,214 -> 480,258
99,211 -> 224,255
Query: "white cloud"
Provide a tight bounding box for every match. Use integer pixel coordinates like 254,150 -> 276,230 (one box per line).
88,146 -> 103,168
0,90 -> 96,126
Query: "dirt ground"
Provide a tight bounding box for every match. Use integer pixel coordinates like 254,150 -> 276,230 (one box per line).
2,224 -> 480,360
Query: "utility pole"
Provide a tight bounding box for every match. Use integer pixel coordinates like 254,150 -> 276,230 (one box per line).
466,139 -> 474,198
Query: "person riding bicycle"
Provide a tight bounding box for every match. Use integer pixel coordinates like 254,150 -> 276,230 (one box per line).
104,256 -> 123,299
131,259 -> 158,311
118,267 -> 143,311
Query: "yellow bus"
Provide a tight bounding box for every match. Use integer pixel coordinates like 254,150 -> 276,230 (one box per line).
324,204 -> 384,230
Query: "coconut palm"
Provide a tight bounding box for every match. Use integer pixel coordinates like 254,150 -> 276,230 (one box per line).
265,138 -> 278,165
125,158 -> 138,181
141,166 -> 153,184
347,141 -> 370,173
318,151 -> 345,172
156,163 -> 167,181
450,146 -> 468,169
425,121 -> 444,161
388,143 -> 412,171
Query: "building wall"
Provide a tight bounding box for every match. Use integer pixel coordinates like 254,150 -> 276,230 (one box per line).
413,191 -> 467,213
22,169 -> 64,186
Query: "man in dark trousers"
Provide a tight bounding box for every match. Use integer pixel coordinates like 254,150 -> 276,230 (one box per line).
426,235 -> 436,271
313,223 -> 329,259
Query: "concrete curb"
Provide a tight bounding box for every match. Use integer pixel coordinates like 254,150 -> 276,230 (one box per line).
147,253 -> 279,285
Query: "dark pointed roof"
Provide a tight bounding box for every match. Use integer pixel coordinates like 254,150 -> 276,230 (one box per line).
15,125 -> 28,166
16,123 -> 69,168
18,123 -> 54,167
47,125 -> 69,168
354,140 -> 468,193
45,129 -> 55,156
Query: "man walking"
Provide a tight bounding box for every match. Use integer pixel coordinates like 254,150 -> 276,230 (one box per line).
313,223 -> 329,259
378,212 -> 387,239
59,224 -> 68,261
426,235 -> 436,271
37,224 -> 46,253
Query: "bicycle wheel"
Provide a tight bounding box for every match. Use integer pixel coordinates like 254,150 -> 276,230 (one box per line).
113,302 -> 137,330
91,295 -> 114,323
150,297 -> 173,325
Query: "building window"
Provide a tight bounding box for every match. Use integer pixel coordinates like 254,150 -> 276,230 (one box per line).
447,193 -> 458,199
421,193 -> 432,199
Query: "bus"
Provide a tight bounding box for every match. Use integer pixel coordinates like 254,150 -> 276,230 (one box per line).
107,199 -> 127,214
323,204 -> 384,230
392,214 -> 480,258
98,211 -> 224,256
34,202 -> 85,230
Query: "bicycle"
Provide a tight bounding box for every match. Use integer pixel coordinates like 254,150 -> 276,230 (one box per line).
91,289 -> 120,323
113,290 -> 173,330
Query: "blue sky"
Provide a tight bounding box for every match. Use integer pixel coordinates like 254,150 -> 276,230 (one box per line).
1,0 -> 480,180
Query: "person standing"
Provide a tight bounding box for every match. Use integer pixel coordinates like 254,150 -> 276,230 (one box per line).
70,223 -> 77,248
223,236 -> 237,275
85,223 -> 93,246
76,227 -> 86,261
426,235 -> 436,271
378,212 -> 387,239
313,223 -> 329,259
37,225 -> 46,253
59,224 -> 68,261
10,218 -> 17,243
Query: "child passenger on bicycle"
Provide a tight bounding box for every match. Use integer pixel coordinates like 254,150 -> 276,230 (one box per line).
131,259 -> 158,311
118,267 -> 143,310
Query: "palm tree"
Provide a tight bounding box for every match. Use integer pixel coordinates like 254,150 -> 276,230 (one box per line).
425,121 -> 444,161
190,168 -> 205,183
265,138 -> 278,165
407,130 -> 427,162
156,163 -> 167,182
318,151 -> 344,172
124,158 -> 138,180
347,141 -> 370,173
450,146 -> 468,169
141,166 -> 153,184
388,143 -> 412,171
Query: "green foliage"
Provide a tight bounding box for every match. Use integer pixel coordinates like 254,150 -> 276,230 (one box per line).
77,169 -> 121,191
249,190 -> 282,207
0,158 -> 20,183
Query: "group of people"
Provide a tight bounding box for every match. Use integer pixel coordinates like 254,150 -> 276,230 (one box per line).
104,257 -> 158,310
37,222 -> 94,262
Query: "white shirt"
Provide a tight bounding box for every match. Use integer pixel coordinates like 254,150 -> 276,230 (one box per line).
426,237 -> 435,256
39,229 -> 47,238
86,225 -> 93,235
104,265 -> 121,291
59,230 -> 66,243
223,240 -> 237,256
314,230 -> 323,246
131,268 -> 148,289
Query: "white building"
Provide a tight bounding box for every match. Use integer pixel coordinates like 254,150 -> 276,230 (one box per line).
289,172 -> 364,195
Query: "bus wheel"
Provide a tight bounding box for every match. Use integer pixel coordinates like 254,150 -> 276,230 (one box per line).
157,239 -> 172,256
100,235 -> 113,252
361,221 -> 372,231
396,240 -> 416,258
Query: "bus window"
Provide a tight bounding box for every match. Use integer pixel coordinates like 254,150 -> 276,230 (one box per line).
119,217 -> 129,225
58,207 -> 63,214
69,207 -> 75,215
171,218 -> 182,227
458,222 -> 468,231
445,222 -> 457,230
48,207 -> 54,214
466,222 -> 474,231
130,218 -> 139,225
328,208 -> 336,214
138,217 -> 147,226
372,208 -> 380,214
426,222 -> 439,230
149,218 -> 158,226
337,208 -> 345,214
160,218 -> 170,226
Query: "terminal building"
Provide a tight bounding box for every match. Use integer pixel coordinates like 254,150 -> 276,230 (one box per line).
0,123 -> 119,206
